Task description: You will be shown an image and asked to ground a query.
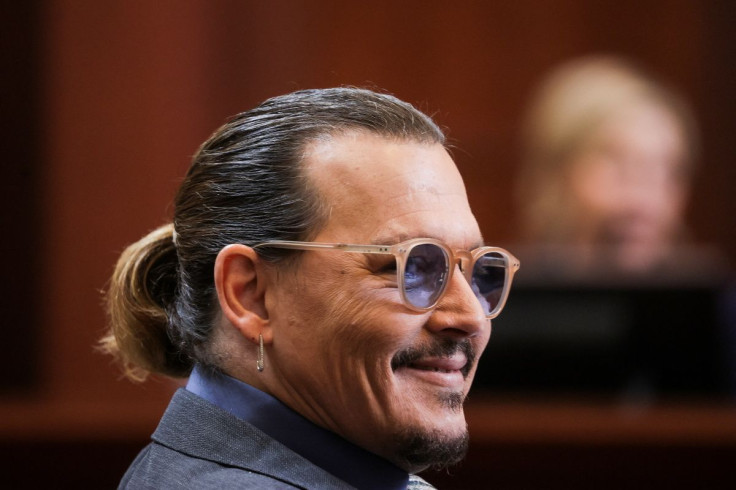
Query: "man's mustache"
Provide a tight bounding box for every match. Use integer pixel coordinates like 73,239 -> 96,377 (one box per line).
390,338 -> 475,377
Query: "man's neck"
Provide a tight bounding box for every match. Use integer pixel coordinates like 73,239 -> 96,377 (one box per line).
186,364 -> 411,490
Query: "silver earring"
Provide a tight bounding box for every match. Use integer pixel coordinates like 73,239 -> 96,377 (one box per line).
256,333 -> 265,372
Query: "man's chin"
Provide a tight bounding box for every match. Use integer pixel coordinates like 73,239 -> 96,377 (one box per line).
391,424 -> 470,473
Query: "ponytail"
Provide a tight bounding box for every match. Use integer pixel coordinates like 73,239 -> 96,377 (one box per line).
100,223 -> 192,381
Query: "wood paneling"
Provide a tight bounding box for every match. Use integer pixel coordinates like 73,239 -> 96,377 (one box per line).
0,0 -> 41,394
2,1 -> 734,487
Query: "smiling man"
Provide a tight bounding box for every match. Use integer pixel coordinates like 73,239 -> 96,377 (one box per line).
102,88 -> 519,489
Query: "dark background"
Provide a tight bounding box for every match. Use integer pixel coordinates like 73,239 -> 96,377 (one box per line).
2,1 -> 735,488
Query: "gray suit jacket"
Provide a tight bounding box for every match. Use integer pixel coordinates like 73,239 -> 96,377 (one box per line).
119,388 -> 357,489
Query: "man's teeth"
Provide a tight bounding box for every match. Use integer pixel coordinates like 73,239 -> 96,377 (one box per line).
411,365 -> 453,373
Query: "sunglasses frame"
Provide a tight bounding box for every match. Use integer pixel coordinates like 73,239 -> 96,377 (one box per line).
253,238 -> 520,319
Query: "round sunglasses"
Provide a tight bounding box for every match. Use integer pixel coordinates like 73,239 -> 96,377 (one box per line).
253,238 -> 520,319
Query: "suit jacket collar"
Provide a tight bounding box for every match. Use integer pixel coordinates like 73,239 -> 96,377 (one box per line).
152,388 -> 355,489
186,366 -> 409,490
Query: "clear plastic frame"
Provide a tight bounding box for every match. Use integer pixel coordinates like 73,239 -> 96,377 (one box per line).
253,238 -> 520,319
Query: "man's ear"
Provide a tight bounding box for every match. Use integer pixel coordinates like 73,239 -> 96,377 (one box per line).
214,244 -> 271,343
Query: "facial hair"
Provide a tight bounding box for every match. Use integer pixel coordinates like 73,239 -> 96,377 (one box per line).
389,338 -> 475,471
393,426 -> 470,473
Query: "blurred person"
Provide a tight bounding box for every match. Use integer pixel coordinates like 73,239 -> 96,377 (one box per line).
100,87 -> 520,489
516,56 -> 701,276
503,58 -> 736,399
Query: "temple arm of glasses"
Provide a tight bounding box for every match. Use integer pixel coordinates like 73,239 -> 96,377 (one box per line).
253,240 -> 394,255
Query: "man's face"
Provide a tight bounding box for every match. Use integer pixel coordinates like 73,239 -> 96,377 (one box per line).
264,131 -> 489,472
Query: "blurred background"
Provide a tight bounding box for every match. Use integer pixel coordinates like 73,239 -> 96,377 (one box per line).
2,1 -> 735,488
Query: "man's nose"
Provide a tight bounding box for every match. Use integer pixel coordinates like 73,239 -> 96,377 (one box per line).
425,266 -> 488,338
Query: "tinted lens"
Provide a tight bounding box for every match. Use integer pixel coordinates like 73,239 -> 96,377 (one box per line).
472,252 -> 507,316
403,243 -> 449,308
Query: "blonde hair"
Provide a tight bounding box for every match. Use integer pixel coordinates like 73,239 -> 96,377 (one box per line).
517,56 -> 698,242
99,224 -> 189,381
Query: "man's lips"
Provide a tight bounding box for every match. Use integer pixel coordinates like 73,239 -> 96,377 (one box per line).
407,354 -> 468,374
396,354 -> 469,389
391,339 -> 475,379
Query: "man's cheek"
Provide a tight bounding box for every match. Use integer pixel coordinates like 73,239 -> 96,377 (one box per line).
330,308 -> 394,356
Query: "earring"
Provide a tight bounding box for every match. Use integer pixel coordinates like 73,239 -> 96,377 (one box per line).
256,333 -> 265,372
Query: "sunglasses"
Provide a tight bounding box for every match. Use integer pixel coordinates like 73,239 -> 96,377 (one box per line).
253,238 -> 520,319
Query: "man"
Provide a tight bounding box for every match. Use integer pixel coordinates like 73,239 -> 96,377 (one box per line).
103,88 -> 519,489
